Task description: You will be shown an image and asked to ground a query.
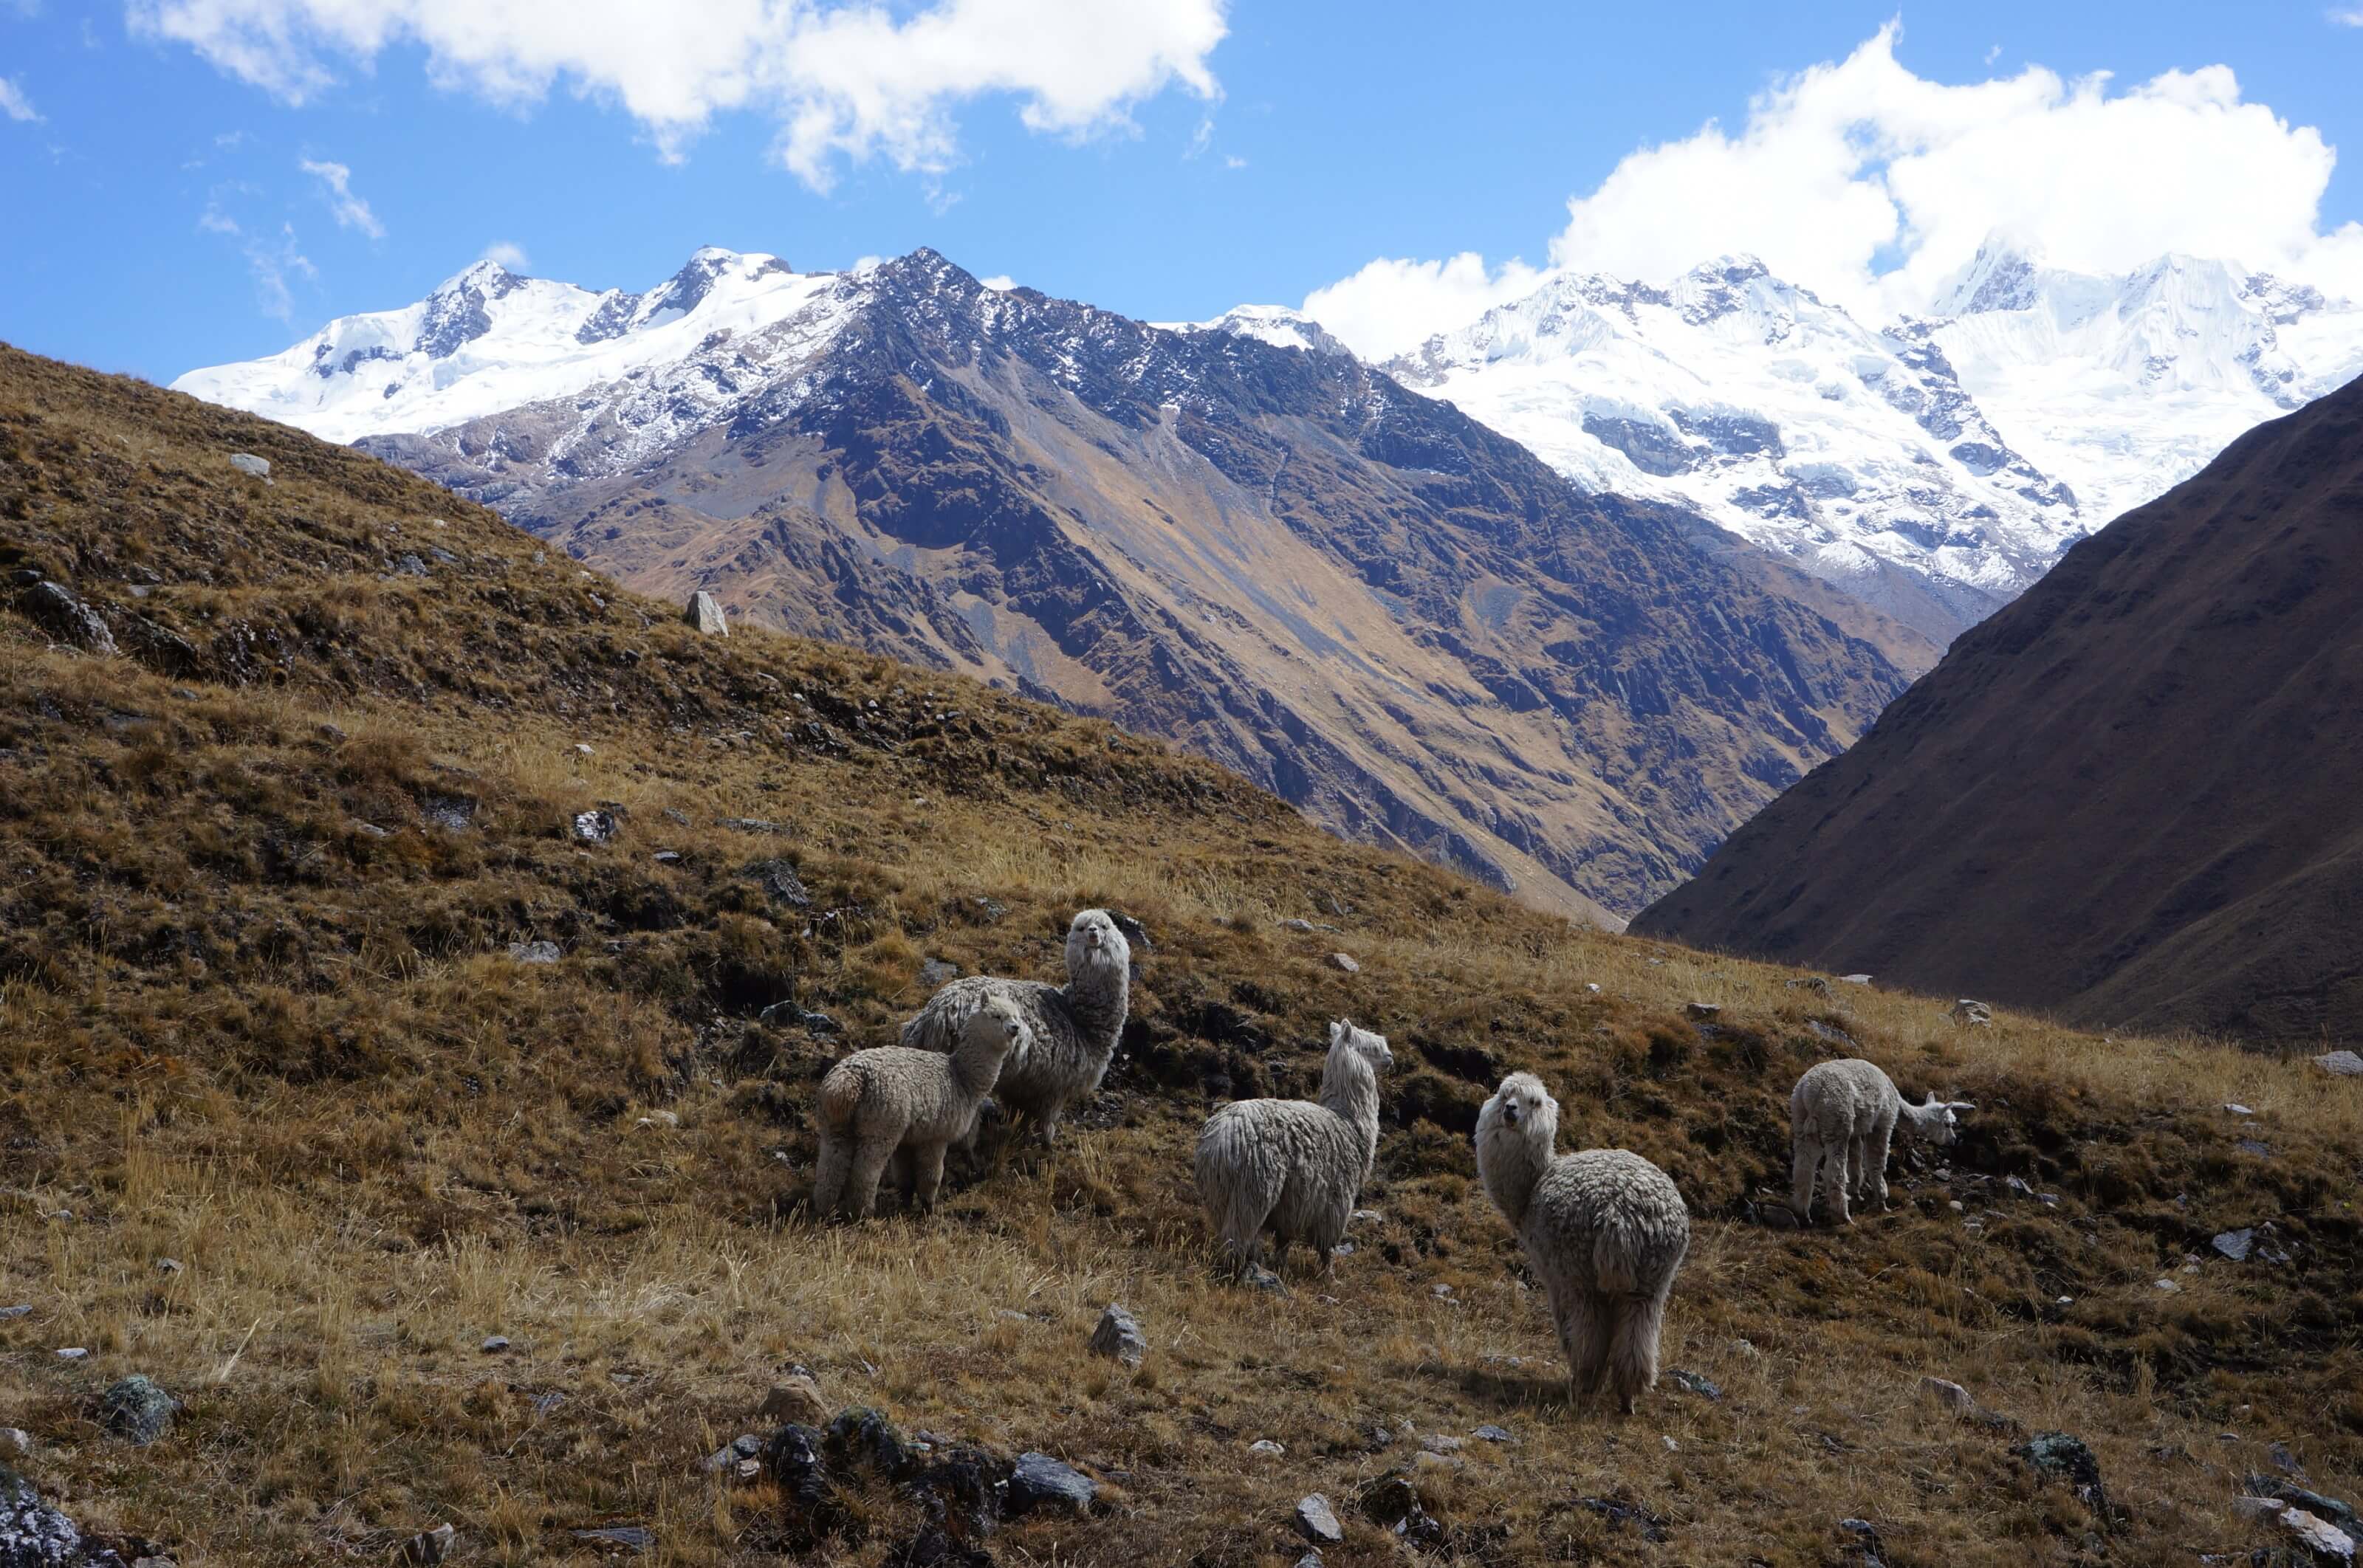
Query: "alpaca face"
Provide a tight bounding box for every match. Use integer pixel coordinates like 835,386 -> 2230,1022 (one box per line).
1066,909 -> 1131,982
967,997 -> 1030,1062
1486,1071 -> 1556,1138
1916,1093 -> 1975,1146
1329,1019 -> 1393,1074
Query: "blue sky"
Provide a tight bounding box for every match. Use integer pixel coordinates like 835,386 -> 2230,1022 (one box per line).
5,1 -> 2363,379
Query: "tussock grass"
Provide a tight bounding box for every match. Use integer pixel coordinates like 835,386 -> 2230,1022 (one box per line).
0,345 -> 2357,1564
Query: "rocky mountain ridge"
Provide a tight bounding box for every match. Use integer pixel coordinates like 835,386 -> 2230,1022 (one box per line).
176,247 -> 1924,922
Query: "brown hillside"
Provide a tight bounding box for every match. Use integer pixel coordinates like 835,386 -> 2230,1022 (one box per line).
1,343 -> 2359,1567
1633,376 -> 2363,1042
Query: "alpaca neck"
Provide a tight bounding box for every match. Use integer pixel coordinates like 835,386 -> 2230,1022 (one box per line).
1478,1124 -> 1551,1231
1318,1059 -> 1382,1174
1057,963 -> 1131,1055
950,1039 -> 1009,1098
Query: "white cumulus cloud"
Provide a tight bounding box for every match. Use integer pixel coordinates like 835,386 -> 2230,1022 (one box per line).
481,239 -> 530,271
0,75 -> 39,122
129,0 -> 1228,188
1309,25 -> 2363,356
1300,252 -> 1545,362
299,156 -> 385,237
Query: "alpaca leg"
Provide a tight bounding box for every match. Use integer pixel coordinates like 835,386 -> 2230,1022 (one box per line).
845,1135 -> 899,1220
1269,1236 -> 1292,1276
1559,1292 -> 1610,1408
1870,1124 -> 1895,1210
912,1142 -> 948,1214
1791,1134 -> 1821,1223
812,1129 -> 852,1217
1848,1137 -> 1870,1205
1821,1137 -> 1853,1226
889,1147 -> 914,1206
1608,1284 -> 1673,1417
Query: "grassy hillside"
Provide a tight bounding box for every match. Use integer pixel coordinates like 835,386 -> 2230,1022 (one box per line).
1,342 -> 2358,1567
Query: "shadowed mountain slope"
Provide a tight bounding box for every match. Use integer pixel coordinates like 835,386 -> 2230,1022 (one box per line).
1634,374 -> 2363,1041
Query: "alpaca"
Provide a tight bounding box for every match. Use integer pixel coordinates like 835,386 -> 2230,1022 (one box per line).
812,996 -> 1028,1219
1789,1059 -> 1972,1225
1193,1021 -> 1393,1279
1475,1072 -> 1689,1417
900,909 -> 1131,1145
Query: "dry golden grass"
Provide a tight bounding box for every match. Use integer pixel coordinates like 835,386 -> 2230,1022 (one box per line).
1,344 -> 2358,1566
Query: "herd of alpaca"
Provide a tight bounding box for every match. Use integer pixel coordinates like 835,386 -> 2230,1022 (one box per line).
811,908 -> 1975,1417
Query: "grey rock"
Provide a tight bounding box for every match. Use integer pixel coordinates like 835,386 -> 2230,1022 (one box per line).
1472,1423 -> 1515,1443
507,941 -> 562,965
2283,1508 -> 2356,1564
0,1306 -> 27,1320
1087,1304 -> 1147,1367
1109,912 -> 1153,952
394,554 -> 430,577
1279,918 -> 1316,932
1244,1265 -> 1287,1295
154,1259 -> 182,1275
919,958 -> 960,988
2213,1228 -> 2256,1262
2316,1051 -> 2363,1078
1246,1439 -> 1285,1457
1328,952 -> 1360,974
721,816 -> 786,835
97,1375 -> 177,1445
349,819 -> 392,840
1294,1493 -> 1343,1544
1419,1434 -> 1463,1454
747,858 -> 812,907
652,851 -> 682,864
1921,1376 -> 1975,1414
1839,973 -> 1873,986
0,1468 -> 128,1567
1668,1369 -> 1723,1401
23,582 -> 116,656
2240,1139 -> 2275,1157
704,1434 -> 766,1474
685,591 -> 730,637
1949,997 -> 1993,1027
1006,1452 -> 1096,1517
1684,1001 -> 1720,1021
481,1335 -> 511,1354
570,1525 -> 651,1551
2018,1431 -> 2108,1513
227,453 -> 270,478
573,808 -> 620,844
396,1524 -> 456,1565
53,1348 -> 85,1361
2253,1482 -> 2358,1530
422,794 -> 477,831
1786,975 -> 1834,997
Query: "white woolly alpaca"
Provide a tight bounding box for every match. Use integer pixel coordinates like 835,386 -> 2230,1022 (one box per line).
1475,1072 -> 1689,1417
812,996 -> 1029,1219
1193,1021 -> 1393,1279
900,909 -> 1131,1145
1789,1058 -> 1973,1225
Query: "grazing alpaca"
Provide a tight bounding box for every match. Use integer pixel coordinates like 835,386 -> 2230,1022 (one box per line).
812,996 -> 1027,1218
900,909 -> 1131,1145
1789,1058 -> 1972,1225
1193,1021 -> 1392,1278
1475,1072 -> 1688,1417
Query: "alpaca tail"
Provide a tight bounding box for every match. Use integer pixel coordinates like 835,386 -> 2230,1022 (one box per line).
1606,1284 -> 1672,1416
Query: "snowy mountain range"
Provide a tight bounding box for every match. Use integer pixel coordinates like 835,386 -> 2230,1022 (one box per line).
1348,243 -> 2363,640
171,246 -> 1922,924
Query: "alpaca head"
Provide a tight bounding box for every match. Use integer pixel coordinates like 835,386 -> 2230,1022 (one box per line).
1065,909 -> 1131,986
1328,1019 -> 1393,1076
1906,1092 -> 1975,1146
964,994 -> 1030,1066
1479,1070 -> 1559,1150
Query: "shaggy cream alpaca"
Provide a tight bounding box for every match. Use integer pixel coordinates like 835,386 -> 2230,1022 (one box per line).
813,995 -> 1027,1218
1193,1020 -> 1392,1278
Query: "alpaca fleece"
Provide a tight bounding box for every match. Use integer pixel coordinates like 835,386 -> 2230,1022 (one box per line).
814,995 -> 1026,1218
1193,1021 -> 1391,1277
1476,1072 -> 1688,1416
901,909 -> 1131,1144
1789,1058 -> 1972,1225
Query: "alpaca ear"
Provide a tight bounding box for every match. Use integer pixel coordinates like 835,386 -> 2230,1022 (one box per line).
1329,1020 -> 1348,1045
1947,1100 -> 1976,1113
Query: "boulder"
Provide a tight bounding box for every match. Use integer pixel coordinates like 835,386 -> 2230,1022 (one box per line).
2284,1508 -> 2357,1564
1684,1002 -> 1720,1022
227,453 -> 270,478
1920,1376 -> 1975,1414
2213,1228 -> 2256,1262
685,591 -> 730,636
0,1467 -> 128,1567
919,958 -> 959,989
2316,1051 -> 2363,1078
1949,998 -> 1993,1028
1294,1493 -> 1343,1544
1006,1452 -> 1095,1517
97,1375 -> 177,1445
23,582 -> 116,656
572,809 -> 620,844
758,1375 -> 829,1427
1086,1304 -> 1147,1368
507,941 -> 562,965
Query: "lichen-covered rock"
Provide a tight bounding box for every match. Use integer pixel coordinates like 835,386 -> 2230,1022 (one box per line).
1006,1453 -> 1095,1517
23,582 -> 116,656
0,1466 -> 128,1566
97,1375 -> 177,1445
1086,1304 -> 1146,1367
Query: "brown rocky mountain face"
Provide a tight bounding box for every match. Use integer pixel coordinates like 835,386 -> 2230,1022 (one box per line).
1634,374 -> 2363,1040
363,250 -> 1920,924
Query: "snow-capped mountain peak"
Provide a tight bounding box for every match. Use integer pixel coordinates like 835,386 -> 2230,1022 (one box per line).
173,247 -> 854,447
1167,303 -> 1352,357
